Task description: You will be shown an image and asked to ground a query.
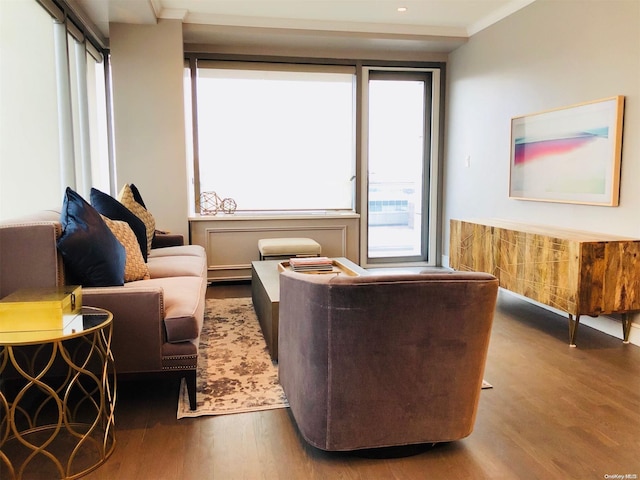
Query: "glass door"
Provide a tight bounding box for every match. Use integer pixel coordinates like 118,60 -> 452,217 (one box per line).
366,71 -> 432,263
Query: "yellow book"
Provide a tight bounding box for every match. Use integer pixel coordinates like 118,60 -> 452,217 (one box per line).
0,286 -> 82,332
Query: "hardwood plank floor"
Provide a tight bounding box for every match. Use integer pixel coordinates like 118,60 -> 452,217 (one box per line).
10,282 -> 640,479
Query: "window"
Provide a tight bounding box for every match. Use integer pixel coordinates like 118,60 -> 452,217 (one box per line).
0,0 -> 60,218
187,58 -> 443,266
366,72 -> 430,261
362,68 -> 441,266
61,18 -> 111,198
0,0 -> 112,220
86,51 -> 111,194
193,62 -> 355,212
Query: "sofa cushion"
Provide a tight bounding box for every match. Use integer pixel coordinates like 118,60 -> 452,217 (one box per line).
57,188 -> 126,287
101,216 -> 151,282
148,245 -> 206,259
147,254 -> 207,279
151,233 -> 184,249
118,184 -> 155,255
90,187 -> 149,260
125,276 -> 206,343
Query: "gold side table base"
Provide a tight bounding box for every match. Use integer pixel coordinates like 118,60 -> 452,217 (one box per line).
0,308 -> 116,479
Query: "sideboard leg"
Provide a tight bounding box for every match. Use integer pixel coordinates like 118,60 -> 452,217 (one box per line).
621,313 -> 631,344
568,314 -> 580,347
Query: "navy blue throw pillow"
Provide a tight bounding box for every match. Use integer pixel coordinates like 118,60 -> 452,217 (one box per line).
130,183 -> 147,209
57,187 -> 126,287
90,187 -> 149,260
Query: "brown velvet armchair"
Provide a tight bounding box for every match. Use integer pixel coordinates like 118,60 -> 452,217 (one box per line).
278,269 -> 499,452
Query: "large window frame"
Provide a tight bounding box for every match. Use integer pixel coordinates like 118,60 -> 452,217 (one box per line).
361,67 -> 441,266
39,0 -> 113,197
1,0 -> 113,220
185,55 -> 444,266
189,60 -> 356,214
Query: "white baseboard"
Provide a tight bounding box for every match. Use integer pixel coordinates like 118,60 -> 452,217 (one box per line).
581,314 -> 640,346
500,289 -> 640,347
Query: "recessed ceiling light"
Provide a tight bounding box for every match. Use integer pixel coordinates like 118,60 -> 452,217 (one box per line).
397,7 -> 408,13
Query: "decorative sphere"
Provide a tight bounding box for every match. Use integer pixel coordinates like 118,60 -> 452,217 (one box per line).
221,198 -> 237,214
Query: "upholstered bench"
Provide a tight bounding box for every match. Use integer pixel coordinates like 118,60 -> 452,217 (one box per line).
258,237 -> 321,260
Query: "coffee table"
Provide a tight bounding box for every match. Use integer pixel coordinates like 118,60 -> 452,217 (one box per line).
251,257 -> 367,361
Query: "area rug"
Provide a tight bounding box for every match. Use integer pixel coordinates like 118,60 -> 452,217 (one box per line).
177,297 -> 288,418
177,297 -> 492,418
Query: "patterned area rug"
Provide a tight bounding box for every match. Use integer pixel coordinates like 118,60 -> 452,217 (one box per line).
177,297 -> 288,418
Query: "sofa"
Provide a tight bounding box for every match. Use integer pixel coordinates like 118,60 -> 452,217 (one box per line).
0,189 -> 207,410
278,269 -> 499,451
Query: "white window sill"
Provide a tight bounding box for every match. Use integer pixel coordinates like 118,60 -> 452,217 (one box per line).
189,211 -> 360,221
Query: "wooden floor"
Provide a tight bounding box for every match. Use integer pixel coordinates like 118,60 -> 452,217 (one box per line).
69,283 -> 640,478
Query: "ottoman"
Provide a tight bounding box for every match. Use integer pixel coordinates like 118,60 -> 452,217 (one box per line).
258,237 -> 321,260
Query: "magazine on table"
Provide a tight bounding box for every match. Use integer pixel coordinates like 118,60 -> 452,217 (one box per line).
288,256 -> 333,272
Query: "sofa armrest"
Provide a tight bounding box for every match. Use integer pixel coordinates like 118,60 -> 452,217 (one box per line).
152,231 -> 184,248
82,286 -> 166,373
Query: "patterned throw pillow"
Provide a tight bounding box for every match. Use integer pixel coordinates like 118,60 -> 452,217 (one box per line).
101,216 -> 150,282
118,184 -> 155,255
90,187 -> 149,261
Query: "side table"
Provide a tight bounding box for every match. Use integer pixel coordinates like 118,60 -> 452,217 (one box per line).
0,306 -> 116,479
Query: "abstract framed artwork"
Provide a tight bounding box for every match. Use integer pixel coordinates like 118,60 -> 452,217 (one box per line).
509,96 -> 624,206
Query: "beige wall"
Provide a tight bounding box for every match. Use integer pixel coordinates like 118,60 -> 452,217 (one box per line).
445,0 -> 639,242
109,20 -> 189,239
444,0 -> 640,342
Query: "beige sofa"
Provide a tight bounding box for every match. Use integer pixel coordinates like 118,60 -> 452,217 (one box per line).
0,210 -> 207,410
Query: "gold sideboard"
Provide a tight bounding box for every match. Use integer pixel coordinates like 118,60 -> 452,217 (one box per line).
449,219 -> 640,346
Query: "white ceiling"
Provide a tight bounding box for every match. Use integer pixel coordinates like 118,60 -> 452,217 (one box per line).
71,0 -> 535,54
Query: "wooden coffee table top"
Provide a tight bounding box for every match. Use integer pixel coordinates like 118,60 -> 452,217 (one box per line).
251,257 -> 366,303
